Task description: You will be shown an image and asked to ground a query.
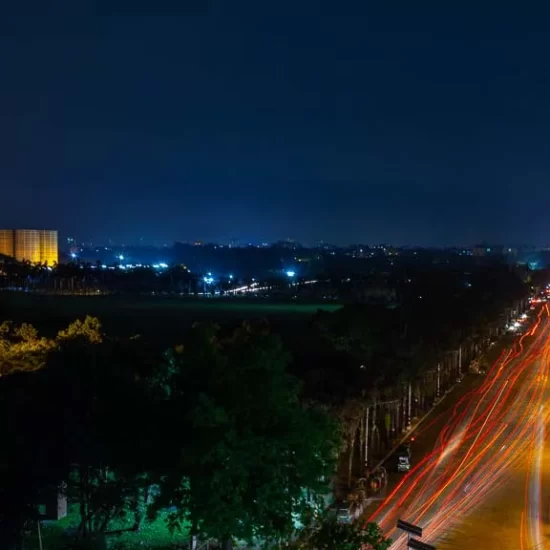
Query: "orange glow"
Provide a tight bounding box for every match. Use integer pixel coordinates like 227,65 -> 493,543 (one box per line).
0,229 -> 58,265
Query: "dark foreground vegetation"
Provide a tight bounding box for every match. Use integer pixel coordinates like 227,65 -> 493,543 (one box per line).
0,263 -> 544,549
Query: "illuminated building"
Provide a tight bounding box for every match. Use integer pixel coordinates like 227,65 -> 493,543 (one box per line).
39,230 -> 59,265
15,229 -> 41,263
0,229 -> 14,257
40,229 -> 59,265
0,229 -> 58,264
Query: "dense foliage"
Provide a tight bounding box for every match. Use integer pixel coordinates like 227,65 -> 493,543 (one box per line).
299,512 -> 391,550
0,317 -> 340,549
286,264 -> 531,404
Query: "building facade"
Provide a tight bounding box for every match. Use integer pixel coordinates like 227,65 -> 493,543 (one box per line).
0,229 -> 58,264
15,229 -> 41,263
39,230 -> 59,265
0,229 -> 14,258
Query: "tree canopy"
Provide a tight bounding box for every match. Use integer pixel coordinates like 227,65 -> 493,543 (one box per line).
299,512 -> 391,550
151,323 -> 340,547
0,317 -> 341,549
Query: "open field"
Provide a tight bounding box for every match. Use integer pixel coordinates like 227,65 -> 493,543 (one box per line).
0,292 -> 341,346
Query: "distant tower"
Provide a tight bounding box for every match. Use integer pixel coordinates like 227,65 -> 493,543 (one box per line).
39,230 -> 59,265
0,230 -> 14,257
14,230 -> 41,263
0,229 -> 58,264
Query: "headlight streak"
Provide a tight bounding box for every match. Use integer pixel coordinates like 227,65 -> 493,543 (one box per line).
365,306 -> 550,549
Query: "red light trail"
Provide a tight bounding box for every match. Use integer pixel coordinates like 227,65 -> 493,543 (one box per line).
365,306 -> 550,549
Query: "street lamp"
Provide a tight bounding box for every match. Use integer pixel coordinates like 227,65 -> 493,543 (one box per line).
396,519 -> 436,550
285,270 -> 296,293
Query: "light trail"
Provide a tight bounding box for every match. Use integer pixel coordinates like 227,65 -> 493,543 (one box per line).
364,306 -> 550,549
526,408 -> 544,549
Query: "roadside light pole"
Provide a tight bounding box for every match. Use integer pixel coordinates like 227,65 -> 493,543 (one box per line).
364,407 -> 370,470
285,270 -> 296,294
407,382 -> 412,430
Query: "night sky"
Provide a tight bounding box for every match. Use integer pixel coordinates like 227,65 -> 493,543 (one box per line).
2,3 -> 550,246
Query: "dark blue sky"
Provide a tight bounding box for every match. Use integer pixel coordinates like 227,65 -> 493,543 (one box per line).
2,2 -> 550,246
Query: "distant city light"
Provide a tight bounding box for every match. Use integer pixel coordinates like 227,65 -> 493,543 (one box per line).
70,253 -> 77,259
286,270 -> 296,278
229,274 -> 234,280
159,263 -> 168,268
203,276 -> 214,284
118,254 -> 124,261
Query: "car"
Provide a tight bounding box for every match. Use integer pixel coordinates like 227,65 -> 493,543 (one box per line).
397,455 -> 411,472
336,507 -> 353,524
396,444 -> 412,472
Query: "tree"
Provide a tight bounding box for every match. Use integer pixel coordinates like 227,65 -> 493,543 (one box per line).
300,513 -> 391,550
0,317 -> 115,548
0,321 -> 56,375
0,316 -> 173,548
56,316 -> 103,343
45,329 -> 169,540
151,323 -> 340,548
0,368 -> 71,549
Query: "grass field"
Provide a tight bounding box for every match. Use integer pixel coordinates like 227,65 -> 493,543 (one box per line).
0,292 -> 341,346
24,507 -> 190,550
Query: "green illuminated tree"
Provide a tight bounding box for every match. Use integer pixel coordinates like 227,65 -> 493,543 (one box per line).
151,323 -> 339,548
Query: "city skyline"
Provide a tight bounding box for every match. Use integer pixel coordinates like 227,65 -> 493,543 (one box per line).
57,235 -> 541,250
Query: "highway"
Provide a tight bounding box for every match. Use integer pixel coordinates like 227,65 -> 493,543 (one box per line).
366,305 -> 550,550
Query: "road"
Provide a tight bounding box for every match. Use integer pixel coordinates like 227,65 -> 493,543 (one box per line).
366,305 -> 550,550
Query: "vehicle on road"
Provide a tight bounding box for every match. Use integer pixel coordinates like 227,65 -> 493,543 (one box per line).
335,505 -> 353,524
397,444 -> 412,472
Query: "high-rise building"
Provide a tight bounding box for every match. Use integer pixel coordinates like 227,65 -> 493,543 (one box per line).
15,229 -> 41,263
39,230 -> 59,265
0,229 -> 58,264
0,229 -> 14,257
